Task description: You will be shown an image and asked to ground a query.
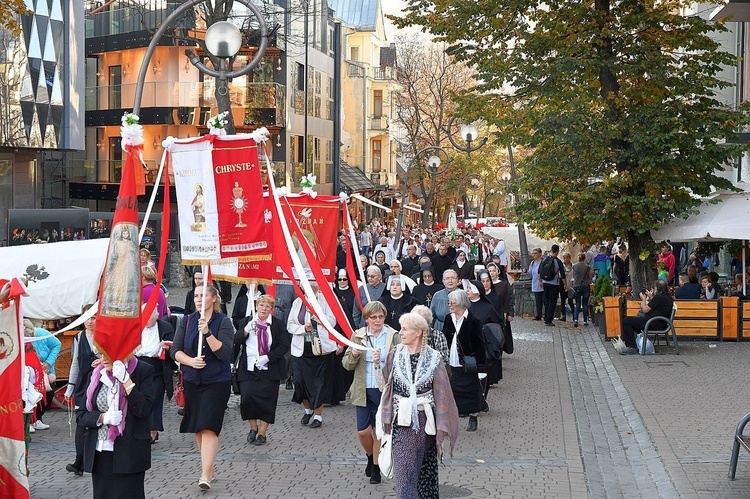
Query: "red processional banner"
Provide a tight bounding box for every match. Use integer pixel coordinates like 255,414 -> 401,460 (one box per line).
94,146 -> 145,362
0,280 -> 30,499
212,136 -> 268,261
273,194 -> 340,284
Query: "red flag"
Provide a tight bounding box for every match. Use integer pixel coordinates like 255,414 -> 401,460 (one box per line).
94,145 -> 144,362
0,279 -> 30,499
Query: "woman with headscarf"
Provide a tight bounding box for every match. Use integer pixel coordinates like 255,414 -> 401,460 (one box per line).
379,275 -> 419,331
450,250 -> 474,280
77,355 -> 154,499
463,279 -> 502,326
412,263 -> 444,308
442,289 -> 486,432
379,312 -> 458,498
231,283 -> 266,331
234,294 -> 289,446
373,250 -> 389,276
330,269 -> 357,405
487,262 -> 515,324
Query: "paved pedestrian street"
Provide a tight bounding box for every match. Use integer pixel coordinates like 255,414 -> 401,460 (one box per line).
27,315 -> 750,498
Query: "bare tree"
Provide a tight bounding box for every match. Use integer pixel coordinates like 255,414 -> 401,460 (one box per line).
0,24 -> 27,146
394,36 -> 476,226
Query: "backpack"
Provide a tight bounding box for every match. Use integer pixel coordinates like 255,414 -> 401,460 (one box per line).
482,323 -> 505,362
540,256 -> 558,281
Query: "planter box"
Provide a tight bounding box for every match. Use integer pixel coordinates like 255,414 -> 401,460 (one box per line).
604,296 -> 622,338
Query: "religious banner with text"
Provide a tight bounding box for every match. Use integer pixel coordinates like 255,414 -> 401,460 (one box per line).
211,136 -> 268,261
273,194 -> 340,284
0,282 -> 30,499
170,136 -> 221,263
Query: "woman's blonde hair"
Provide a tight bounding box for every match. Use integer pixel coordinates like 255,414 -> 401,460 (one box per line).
141,266 -> 156,283
399,313 -> 429,341
362,301 -> 387,321
256,294 -> 276,309
196,285 -> 222,313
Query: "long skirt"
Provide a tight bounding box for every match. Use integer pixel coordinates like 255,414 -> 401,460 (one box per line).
239,371 -> 280,424
137,356 -> 166,431
91,450 -> 145,499
292,353 -> 334,410
180,380 -> 231,436
393,412 -> 438,499
449,367 -> 485,415
329,350 -> 354,404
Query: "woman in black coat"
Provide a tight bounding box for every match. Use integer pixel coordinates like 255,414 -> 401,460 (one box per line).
442,288 -> 486,433
330,269 -> 357,405
77,356 -> 154,499
233,294 -> 289,446
134,308 -> 175,443
450,250 -> 474,280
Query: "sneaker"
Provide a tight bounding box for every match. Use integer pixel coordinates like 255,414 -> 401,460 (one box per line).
28,425 -> 35,433
32,420 -> 50,430
574,321 -> 579,327
583,321 -> 589,326
559,316 -> 567,322
620,347 -> 639,355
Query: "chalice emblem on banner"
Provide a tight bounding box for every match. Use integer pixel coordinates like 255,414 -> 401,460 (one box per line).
231,181 -> 248,228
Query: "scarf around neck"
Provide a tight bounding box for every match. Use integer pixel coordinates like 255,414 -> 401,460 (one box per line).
393,344 -> 440,430
86,357 -> 138,443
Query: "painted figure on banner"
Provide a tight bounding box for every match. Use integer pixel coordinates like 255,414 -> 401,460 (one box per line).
192,184 -> 206,231
0,332 -> 13,365
101,223 -> 140,317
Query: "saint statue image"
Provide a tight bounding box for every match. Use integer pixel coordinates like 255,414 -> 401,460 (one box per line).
191,183 -> 206,232
100,223 -> 140,317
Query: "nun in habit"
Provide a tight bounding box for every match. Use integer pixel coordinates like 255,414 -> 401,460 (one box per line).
378,275 -> 419,331
412,263 -> 444,308
463,279 -> 502,326
450,250 -> 474,281
330,269 -> 357,405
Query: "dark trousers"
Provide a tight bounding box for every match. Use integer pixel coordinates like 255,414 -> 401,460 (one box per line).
574,285 -> 591,323
543,283 -> 560,324
621,316 -> 648,349
533,291 -> 544,319
559,287 -> 573,318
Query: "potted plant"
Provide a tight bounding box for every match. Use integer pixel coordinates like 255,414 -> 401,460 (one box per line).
589,274 -> 613,333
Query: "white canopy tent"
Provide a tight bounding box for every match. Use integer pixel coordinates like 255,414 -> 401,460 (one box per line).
651,183 -> 750,295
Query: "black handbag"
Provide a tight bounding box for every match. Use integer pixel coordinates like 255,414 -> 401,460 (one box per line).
231,349 -> 242,395
463,354 -> 478,374
502,319 -> 514,355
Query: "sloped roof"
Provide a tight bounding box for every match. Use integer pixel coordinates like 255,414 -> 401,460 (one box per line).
340,161 -> 376,193
329,0 -> 379,30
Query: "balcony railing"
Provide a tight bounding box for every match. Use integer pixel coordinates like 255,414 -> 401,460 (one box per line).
85,5 -> 178,38
369,116 -> 388,131
371,66 -> 396,80
85,82 -> 285,127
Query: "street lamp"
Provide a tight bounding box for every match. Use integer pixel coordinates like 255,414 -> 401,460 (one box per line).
132,0 -> 268,116
498,146 -> 530,272
394,146 -> 449,242
447,117 -> 488,157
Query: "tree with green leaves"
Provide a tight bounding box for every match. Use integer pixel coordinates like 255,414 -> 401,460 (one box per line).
393,0 -> 750,291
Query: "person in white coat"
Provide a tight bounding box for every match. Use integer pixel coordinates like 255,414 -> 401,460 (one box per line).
287,285 -> 337,429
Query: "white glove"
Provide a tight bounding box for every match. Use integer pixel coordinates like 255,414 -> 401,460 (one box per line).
64,384 -> 74,399
256,355 -> 269,370
112,360 -> 130,384
102,408 -> 123,426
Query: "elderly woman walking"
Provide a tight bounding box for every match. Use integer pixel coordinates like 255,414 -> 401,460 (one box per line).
380,312 -> 458,499
342,301 -> 400,485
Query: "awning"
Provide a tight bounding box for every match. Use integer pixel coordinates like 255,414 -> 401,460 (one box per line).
404,204 -> 424,214
351,193 -> 392,213
711,1 -> 750,21
340,162 -> 376,192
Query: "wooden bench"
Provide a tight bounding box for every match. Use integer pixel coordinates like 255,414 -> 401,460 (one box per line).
624,299 -> 719,338
742,302 -> 750,340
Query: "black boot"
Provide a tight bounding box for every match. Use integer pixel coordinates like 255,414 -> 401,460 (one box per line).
370,464 -> 381,484
466,415 -> 478,432
285,377 -> 293,390
66,456 -> 83,476
365,454 -> 373,478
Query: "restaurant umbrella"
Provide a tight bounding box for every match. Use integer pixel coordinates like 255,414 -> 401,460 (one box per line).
651,183 -> 750,295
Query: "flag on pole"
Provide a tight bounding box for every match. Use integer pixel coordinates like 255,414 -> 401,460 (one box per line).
0,278 -> 30,499
94,115 -> 145,362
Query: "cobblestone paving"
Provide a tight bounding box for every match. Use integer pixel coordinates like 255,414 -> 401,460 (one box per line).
21,287 -> 750,498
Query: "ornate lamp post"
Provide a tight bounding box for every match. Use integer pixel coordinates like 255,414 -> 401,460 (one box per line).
447,118 -> 487,157
132,0 -> 268,116
394,146 -> 450,243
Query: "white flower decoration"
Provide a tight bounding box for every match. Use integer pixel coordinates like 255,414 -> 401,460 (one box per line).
207,111 -> 229,136
120,112 -> 144,149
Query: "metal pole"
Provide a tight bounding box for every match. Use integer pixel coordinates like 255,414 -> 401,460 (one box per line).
332,21 -> 342,194
508,144 -> 529,270
132,0 -> 267,115
303,1 -> 309,176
